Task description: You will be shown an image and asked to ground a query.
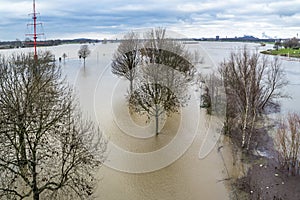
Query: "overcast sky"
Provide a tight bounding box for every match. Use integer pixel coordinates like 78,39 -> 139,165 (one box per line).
0,0 -> 299,41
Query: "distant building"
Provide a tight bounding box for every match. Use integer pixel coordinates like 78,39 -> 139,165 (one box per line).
216,36 -> 220,41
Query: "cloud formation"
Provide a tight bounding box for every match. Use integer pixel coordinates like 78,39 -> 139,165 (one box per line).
0,0 -> 299,40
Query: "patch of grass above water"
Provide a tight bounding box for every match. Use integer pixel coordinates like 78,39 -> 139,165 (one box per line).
261,48 -> 300,58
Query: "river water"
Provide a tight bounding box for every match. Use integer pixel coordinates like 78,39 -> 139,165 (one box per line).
1,41 -> 299,200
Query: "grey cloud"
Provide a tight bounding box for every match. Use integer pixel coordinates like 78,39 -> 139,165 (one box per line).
0,0 -> 299,40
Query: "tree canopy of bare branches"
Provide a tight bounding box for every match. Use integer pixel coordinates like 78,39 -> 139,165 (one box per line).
128,28 -> 196,135
142,28 -> 195,80
283,37 -> 299,49
62,53 -> 67,62
219,47 -> 287,149
111,32 -> 140,93
129,82 -> 180,135
0,52 -> 106,200
276,113 -> 300,176
78,45 -> 91,68
198,73 -> 225,116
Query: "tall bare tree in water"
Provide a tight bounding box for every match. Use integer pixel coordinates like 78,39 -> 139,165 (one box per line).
78,45 -> 91,68
0,52 -> 106,200
219,47 -> 287,149
111,32 -> 140,93
129,28 -> 196,135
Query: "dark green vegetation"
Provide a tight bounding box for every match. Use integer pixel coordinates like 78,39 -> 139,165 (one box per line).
261,37 -> 300,58
261,48 -> 300,58
0,52 -> 106,200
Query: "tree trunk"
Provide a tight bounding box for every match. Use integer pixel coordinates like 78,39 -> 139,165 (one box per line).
33,190 -> 39,200
130,80 -> 133,94
19,132 -> 27,174
83,58 -> 86,68
242,85 -> 249,148
241,108 -> 248,148
32,151 -> 39,200
155,114 -> 159,135
155,105 -> 159,135
246,113 -> 256,150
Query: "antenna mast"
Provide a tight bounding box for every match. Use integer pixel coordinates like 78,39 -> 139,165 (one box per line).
33,0 -> 37,59
26,0 -> 44,60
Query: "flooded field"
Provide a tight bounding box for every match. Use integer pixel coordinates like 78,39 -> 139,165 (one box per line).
1,41 -> 299,200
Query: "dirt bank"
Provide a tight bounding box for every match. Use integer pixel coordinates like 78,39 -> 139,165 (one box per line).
228,126 -> 300,200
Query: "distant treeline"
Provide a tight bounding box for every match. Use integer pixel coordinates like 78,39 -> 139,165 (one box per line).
193,35 -> 276,43
0,36 -> 279,50
0,38 -> 102,49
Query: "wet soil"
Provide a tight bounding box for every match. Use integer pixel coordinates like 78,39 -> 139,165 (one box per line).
230,127 -> 300,200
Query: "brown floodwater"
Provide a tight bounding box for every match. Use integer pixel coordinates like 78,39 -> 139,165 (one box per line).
67,42 -> 231,200
5,40 -> 297,200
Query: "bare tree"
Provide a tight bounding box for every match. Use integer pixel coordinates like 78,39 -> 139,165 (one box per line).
142,28 -> 195,80
78,45 -> 91,68
283,37 -> 299,49
197,73 -> 226,116
62,53 -> 67,63
276,113 -> 300,176
111,32 -> 140,93
129,28 -> 195,135
0,52 -> 106,200
219,47 -> 287,149
192,49 -> 204,66
129,82 -> 180,135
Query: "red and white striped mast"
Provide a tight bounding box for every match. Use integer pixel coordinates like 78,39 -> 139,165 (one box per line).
26,0 -> 43,60
33,0 -> 37,60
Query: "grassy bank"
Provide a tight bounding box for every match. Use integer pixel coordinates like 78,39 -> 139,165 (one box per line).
261,48 -> 300,58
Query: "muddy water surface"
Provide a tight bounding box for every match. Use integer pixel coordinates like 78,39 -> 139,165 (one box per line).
2,41 -> 299,200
